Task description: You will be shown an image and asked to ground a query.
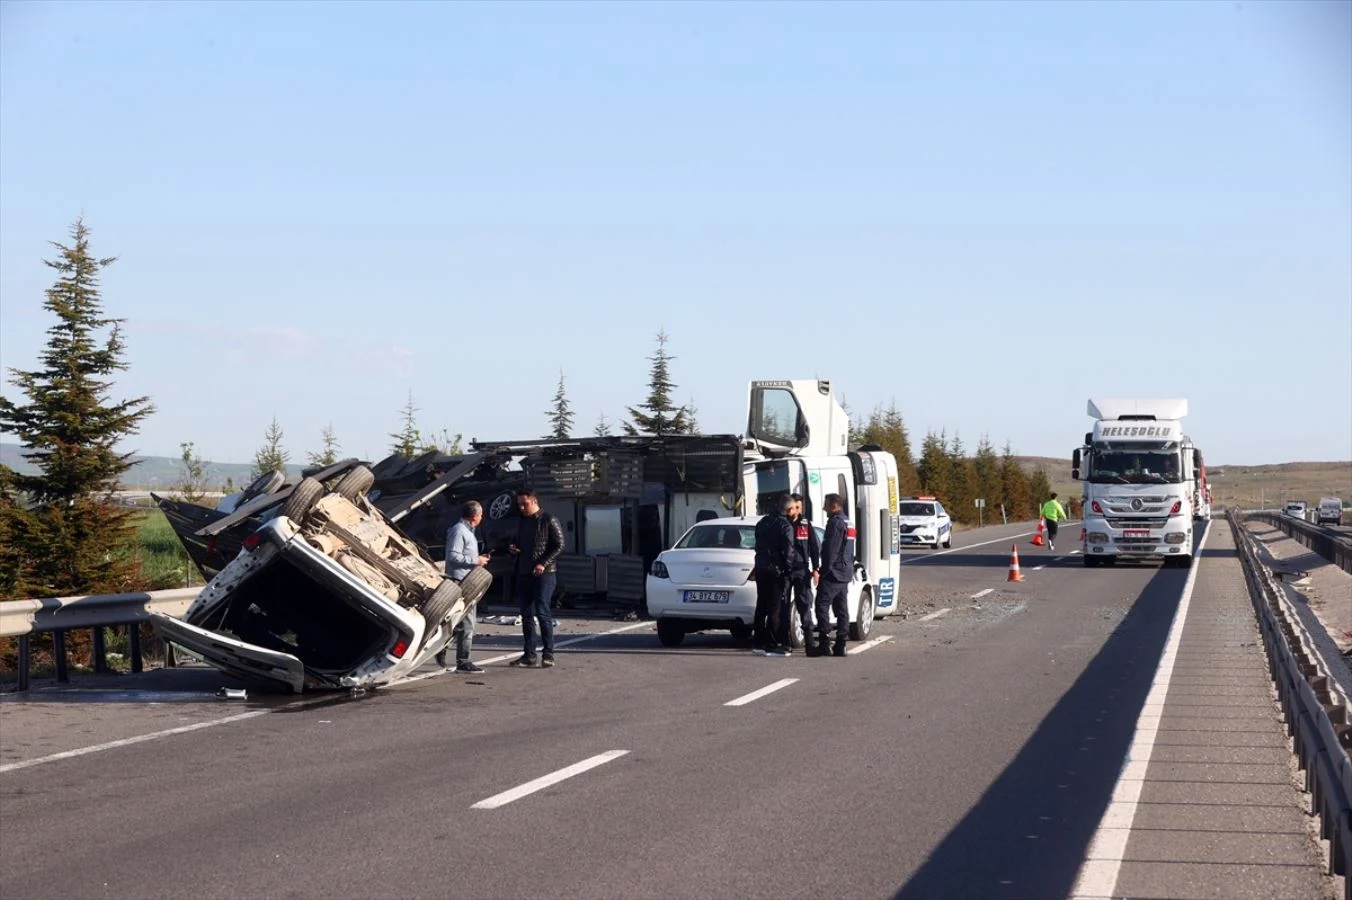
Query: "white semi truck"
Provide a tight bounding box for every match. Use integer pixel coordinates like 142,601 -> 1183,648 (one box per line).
1073,398 -> 1202,568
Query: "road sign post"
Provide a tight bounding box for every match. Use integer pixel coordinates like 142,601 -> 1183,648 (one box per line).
975,497 -> 986,528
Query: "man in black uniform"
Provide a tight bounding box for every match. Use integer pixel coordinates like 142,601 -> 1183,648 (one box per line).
752,494 -> 795,657
815,493 -> 853,657
787,493 -> 823,655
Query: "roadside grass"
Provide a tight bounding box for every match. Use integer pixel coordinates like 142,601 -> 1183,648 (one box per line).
131,509 -> 206,590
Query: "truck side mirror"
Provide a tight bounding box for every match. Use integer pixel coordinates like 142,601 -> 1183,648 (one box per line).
1072,469 -> 1080,481
1071,449 -> 1081,469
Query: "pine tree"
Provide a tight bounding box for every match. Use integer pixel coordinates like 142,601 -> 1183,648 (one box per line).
175,441 -> 210,506
1029,466 -> 1053,510
307,423 -> 340,467
390,391 -> 422,457
594,411 -> 612,437
252,416 -> 289,479
916,430 -> 953,502
972,435 -> 1002,521
545,370 -> 574,439
0,217 -> 155,599
683,396 -> 700,434
999,440 -> 1033,520
945,432 -> 977,523
624,328 -> 688,436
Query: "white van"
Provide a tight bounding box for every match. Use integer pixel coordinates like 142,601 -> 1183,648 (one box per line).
1316,496 -> 1344,526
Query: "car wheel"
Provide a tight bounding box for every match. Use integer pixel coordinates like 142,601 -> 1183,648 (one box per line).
420,579 -> 464,646
281,477 -> 326,523
239,470 -> 285,505
943,531 -> 952,549
457,567 -> 493,607
333,465 -> 375,502
849,588 -> 874,641
789,606 -> 805,649
656,619 -> 685,647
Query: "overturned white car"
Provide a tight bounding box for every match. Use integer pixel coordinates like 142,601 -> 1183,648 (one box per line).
151,465 -> 491,692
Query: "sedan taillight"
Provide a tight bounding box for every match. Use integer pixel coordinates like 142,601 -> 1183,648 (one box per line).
651,560 -> 669,579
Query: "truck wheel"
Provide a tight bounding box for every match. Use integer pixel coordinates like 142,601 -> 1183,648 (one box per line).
656,619 -> 685,647
333,465 -> 375,502
281,477 -> 325,523
457,567 -> 493,607
421,579 -> 464,643
849,588 -> 874,641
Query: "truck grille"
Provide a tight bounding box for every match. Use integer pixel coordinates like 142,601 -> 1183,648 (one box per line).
1106,517 -> 1168,529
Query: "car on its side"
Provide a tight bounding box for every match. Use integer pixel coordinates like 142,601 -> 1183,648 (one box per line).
644,516 -> 874,649
896,497 -> 953,549
150,466 -> 492,692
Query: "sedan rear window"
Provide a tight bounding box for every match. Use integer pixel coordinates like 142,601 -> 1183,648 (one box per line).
676,524 -> 756,549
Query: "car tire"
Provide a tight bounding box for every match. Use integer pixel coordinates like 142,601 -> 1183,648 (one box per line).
281,477 -> 326,523
457,567 -> 493,607
789,606 -> 805,649
421,579 -> 464,644
333,465 -> 375,502
849,588 -> 874,641
943,532 -> 952,549
656,619 -> 685,647
240,469 -> 285,505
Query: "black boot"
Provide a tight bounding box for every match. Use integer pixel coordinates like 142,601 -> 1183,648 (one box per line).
832,638 -> 847,657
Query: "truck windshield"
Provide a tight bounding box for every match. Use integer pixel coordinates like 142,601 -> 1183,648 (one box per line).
1089,449 -> 1184,484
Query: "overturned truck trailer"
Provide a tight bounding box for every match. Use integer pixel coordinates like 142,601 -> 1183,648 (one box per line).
462,434 -> 745,610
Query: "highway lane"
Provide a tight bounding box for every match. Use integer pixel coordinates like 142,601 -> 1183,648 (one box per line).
0,520 -> 1296,899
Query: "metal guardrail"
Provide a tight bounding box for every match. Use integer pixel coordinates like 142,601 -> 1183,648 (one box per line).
0,588 -> 198,692
1250,512 -> 1352,575
1230,510 -> 1352,899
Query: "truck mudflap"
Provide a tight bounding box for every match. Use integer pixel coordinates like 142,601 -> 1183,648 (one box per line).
150,612 -> 306,693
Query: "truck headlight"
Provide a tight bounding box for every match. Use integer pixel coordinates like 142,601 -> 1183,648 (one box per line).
1165,533 -> 1187,545
1088,533 -> 1109,544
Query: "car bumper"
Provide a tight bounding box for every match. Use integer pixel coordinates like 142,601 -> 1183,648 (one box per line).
645,577 -> 756,623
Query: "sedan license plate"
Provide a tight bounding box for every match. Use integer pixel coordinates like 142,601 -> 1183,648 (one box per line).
683,590 -> 731,604
1123,529 -> 1151,538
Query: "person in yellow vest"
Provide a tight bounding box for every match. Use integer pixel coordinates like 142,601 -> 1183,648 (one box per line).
1040,493 -> 1068,550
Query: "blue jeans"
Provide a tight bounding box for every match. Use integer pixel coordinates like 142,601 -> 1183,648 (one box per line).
517,572 -> 556,657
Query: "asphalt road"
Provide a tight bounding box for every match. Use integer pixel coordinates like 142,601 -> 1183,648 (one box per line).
0,520 -> 1324,899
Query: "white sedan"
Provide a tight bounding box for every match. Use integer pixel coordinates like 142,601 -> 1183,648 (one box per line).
644,516 -> 873,648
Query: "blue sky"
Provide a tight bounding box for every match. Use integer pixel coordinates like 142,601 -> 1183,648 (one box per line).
1,0 -> 1349,467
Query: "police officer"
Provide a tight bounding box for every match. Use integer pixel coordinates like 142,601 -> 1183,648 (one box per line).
752,494 -> 795,656
787,493 -> 823,655
815,492 -> 853,657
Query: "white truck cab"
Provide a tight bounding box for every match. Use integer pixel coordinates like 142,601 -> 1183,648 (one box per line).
741,379 -> 902,624
1073,398 -> 1198,569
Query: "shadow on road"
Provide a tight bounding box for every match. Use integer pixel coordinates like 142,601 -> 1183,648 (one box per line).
893,525 -> 1208,900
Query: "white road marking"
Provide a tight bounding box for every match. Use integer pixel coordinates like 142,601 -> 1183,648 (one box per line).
2,620 -> 652,775
970,589 -> 994,600
898,527 -> 1055,564
470,750 -> 629,810
1069,522 -> 1213,899
1032,565 -> 1046,571
847,635 -> 893,654
392,620 -> 652,685
0,698 -> 325,775
1070,550 -> 1082,555
919,608 -> 951,622
724,678 -> 798,706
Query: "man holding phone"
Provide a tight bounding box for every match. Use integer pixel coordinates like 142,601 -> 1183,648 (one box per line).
437,500 -> 492,673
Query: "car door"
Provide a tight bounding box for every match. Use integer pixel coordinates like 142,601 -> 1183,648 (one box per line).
150,612 -> 307,693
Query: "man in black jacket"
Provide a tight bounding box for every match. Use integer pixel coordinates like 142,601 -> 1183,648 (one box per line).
753,494 -> 796,656
815,493 -> 854,657
507,488 -> 565,668
787,493 -> 823,655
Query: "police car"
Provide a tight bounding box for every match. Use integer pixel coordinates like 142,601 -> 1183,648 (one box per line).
896,496 -> 953,549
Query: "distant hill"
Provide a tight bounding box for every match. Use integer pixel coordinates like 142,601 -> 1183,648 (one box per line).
1,441 -> 303,489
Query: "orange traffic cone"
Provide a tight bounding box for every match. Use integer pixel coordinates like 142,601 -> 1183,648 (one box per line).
1031,517 -> 1046,547
1007,544 -> 1024,581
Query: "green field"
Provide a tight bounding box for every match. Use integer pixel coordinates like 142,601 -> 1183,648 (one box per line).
131,509 -> 207,589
